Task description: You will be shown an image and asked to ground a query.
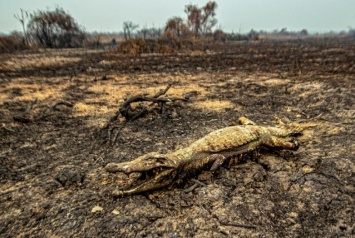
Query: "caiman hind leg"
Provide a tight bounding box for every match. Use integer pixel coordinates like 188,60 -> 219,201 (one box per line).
238,116 -> 256,125
209,154 -> 227,171
172,153 -> 228,188
198,143 -> 262,172
261,135 -> 299,150
185,152 -> 229,172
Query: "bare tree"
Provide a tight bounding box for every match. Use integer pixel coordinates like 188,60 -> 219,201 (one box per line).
138,26 -> 149,39
123,21 -> 139,40
201,1 -> 218,35
147,27 -> 162,39
300,29 -> 308,36
164,17 -> 189,38
185,1 -> 218,38
185,4 -> 201,38
14,8 -> 30,46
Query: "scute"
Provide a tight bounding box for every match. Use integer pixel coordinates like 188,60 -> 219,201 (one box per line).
190,126 -> 259,153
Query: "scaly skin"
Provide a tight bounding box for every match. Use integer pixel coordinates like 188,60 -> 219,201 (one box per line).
105,117 -> 316,196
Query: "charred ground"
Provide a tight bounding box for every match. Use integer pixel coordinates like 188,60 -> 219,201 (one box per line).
0,39 -> 354,237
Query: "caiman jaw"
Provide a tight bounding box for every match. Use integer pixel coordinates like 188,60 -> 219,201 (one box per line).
112,168 -> 177,196
105,152 -> 177,174
105,153 -> 180,196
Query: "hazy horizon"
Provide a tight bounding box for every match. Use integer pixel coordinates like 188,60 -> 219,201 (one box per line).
1,0 -> 355,34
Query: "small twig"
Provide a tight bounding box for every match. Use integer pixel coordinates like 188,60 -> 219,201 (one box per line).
219,221 -> 257,229
111,130 -> 120,145
277,71 -> 285,79
2,126 -> 16,132
13,100 -> 73,123
184,183 -> 199,193
13,115 -> 33,123
35,100 -> 73,120
103,110 -> 121,129
24,98 -> 38,114
184,178 -> 207,193
313,112 -> 323,119
191,178 -> 207,187
13,98 -> 38,123
153,84 -> 172,98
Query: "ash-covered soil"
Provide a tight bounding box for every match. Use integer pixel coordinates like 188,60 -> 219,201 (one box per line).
0,39 -> 354,237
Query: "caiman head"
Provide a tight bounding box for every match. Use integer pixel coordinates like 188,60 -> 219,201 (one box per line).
105,152 -> 179,196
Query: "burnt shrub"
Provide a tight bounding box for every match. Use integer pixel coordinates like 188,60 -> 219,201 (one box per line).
117,38 -> 180,56
117,37 -> 215,56
27,7 -> 86,48
0,31 -> 26,53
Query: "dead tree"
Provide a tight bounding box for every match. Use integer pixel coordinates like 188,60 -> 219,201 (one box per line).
14,8 -> 29,47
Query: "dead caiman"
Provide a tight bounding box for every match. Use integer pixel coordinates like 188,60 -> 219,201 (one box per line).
105,117 -> 316,196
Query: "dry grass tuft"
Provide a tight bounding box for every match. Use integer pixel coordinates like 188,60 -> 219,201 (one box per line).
192,100 -> 236,112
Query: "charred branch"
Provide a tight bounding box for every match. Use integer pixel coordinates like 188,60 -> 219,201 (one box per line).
13,100 -> 73,123
103,84 -> 188,129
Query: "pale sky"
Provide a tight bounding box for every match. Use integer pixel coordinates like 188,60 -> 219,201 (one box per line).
1,0 -> 355,34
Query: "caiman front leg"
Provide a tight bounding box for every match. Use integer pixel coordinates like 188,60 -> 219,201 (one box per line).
261,135 -> 299,150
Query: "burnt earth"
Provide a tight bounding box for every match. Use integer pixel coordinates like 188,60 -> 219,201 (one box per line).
0,39 -> 354,237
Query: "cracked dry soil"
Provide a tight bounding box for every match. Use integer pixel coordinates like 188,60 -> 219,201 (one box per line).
0,39 -> 354,237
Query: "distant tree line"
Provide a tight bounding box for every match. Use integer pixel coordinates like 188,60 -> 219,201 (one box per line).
119,1 -> 218,41
1,1 -> 354,53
